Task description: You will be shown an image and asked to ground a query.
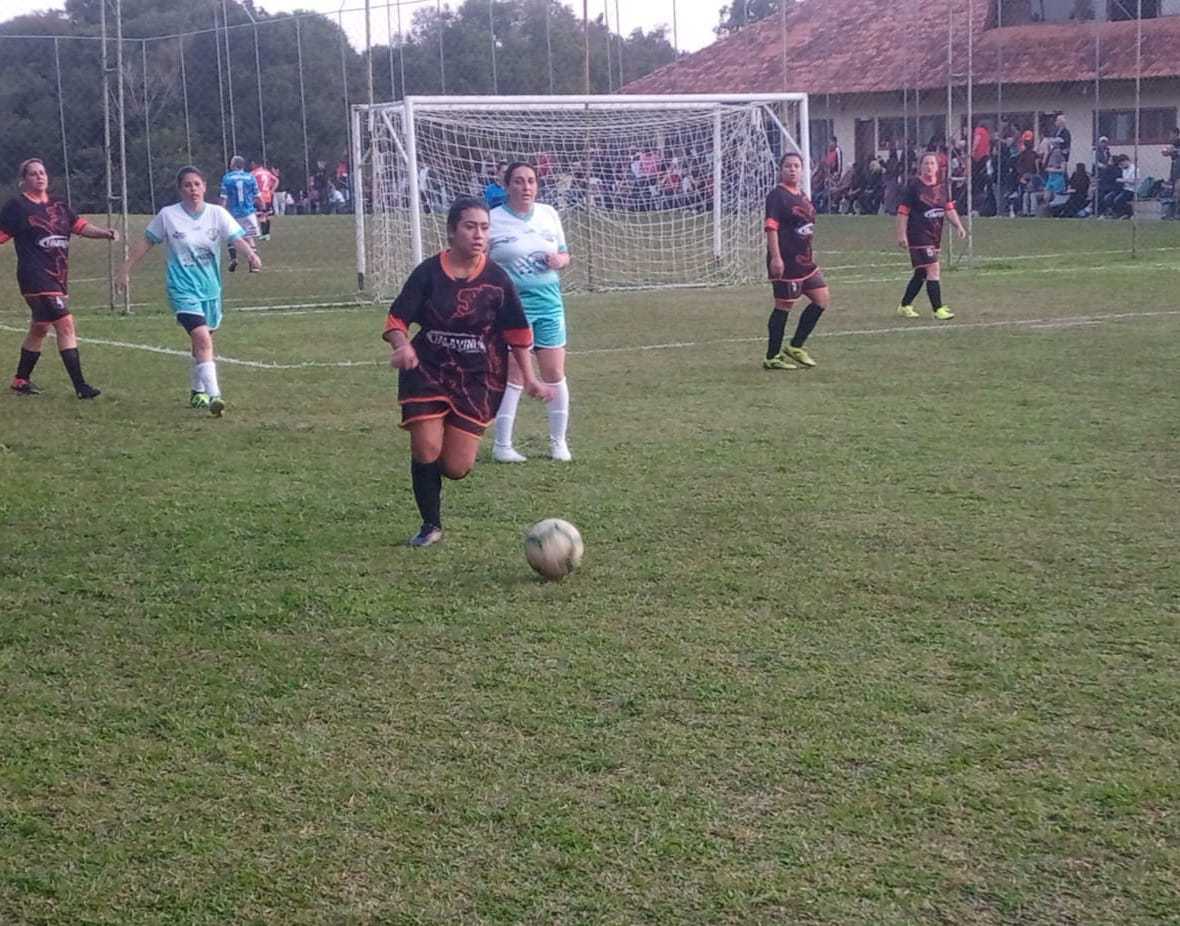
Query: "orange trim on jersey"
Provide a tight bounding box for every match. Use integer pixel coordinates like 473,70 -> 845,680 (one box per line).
23,290 -> 67,297
764,218 -> 781,231
399,410 -> 450,429
384,314 -> 408,334
770,267 -> 820,284
72,218 -> 88,234
0,232 -> 10,245
946,201 -> 958,212
897,205 -> 911,216
399,395 -> 453,406
502,327 -> 533,349
439,250 -> 486,281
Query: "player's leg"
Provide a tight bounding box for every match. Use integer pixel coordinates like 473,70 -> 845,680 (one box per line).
925,261 -> 953,319
50,307 -> 100,398
535,318 -> 571,461
763,281 -> 797,370
12,308 -> 52,394
493,347 -> 529,463
180,310 -> 225,416
406,415 -> 447,546
438,421 -> 482,480
898,260 -> 926,318
784,278 -> 828,368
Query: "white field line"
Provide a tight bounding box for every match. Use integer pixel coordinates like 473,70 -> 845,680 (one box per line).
5,309 -> 1180,371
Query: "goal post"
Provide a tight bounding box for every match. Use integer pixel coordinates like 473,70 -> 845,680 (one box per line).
354,93 -> 810,300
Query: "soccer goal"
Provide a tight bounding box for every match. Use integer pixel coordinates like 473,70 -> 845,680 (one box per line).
351,93 -> 810,300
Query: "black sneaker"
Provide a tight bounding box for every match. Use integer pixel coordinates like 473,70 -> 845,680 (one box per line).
408,523 -> 443,547
75,383 -> 102,399
228,258 -> 238,273
10,378 -> 41,395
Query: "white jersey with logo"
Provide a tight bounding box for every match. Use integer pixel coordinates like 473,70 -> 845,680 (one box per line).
145,202 -> 245,305
488,202 -> 568,319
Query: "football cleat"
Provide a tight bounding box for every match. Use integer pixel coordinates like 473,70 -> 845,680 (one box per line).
408,523 -> 443,547
762,354 -> 797,371
75,383 -> 101,399
549,439 -> 573,462
783,345 -> 817,368
190,391 -> 210,409
933,306 -> 955,320
227,258 -> 238,273
10,377 -> 42,395
208,396 -> 226,418
897,304 -> 921,318
493,444 -> 528,463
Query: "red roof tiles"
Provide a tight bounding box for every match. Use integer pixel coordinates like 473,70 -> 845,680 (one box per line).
623,1 -> 1180,96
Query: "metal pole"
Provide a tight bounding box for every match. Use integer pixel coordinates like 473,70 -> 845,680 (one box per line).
386,0 -> 397,98
1132,0 -> 1142,258
365,0 -> 375,112
583,0 -> 590,94
490,0 -> 499,94
603,0 -> 613,94
997,0 -> 1004,216
405,98 -> 423,265
712,106 -> 723,258
223,0 -> 237,157
340,11 -> 353,179
397,0 -> 407,99
800,94 -> 812,198
672,0 -> 679,56
781,0 -> 788,91
179,35 -> 192,163
115,0 -> 130,313
53,38 -> 72,207
615,0 -> 623,87
1094,27 -> 1101,217
946,0 -> 954,265
142,40 -> 156,214
296,17 -> 312,209
100,0 -> 115,311
437,0 -> 446,93
352,106 -> 367,291
213,7 -> 228,166
545,0 -> 555,93
966,0 -> 973,266
250,14 -> 267,164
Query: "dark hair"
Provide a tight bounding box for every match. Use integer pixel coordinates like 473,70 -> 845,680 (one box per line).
504,161 -> 537,187
176,165 -> 205,187
446,196 -> 489,237
779,151 -> 804,168
18,158 -> 46,179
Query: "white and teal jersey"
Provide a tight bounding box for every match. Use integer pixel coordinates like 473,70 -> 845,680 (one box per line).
488,202 -> 568,318
145,202 -> 244,306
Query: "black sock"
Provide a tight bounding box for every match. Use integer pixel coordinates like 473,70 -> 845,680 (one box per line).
766,309 -> 788,359
790,303 -> 825,348
228,245 -> 238,262
59,347 -> 87,389
16,348 -> 40,380
261,219 -> 271,236
411,460 -> 442,528
901,272 -> 925,307
927,281 -> 943,310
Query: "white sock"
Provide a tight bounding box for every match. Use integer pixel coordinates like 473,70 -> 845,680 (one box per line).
494,382 -> 523,448
189,359 -> 202,392
546,378 -> 570,444
196,360 -> 220,398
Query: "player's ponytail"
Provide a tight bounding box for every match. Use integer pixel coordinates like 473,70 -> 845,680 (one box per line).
445,196 -> 489,239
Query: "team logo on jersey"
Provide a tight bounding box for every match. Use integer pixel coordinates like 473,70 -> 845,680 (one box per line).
796,223 -> 815,238
924,208 -> 946,220
512,251 -> 550,276
454,284 -> 501,319
172,231 -> 187,240
426,330 -> 484,354
207,228 -> 221,241
36,235 -> 69,250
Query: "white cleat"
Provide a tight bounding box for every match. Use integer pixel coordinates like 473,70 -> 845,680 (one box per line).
549,439 -> 573,462
493,444 -> 528,463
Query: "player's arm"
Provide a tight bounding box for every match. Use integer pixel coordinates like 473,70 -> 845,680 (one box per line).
946,201 -> 967,239
116,236 -> 155,292
230,231 -> 262,270
509,345 -> 554,401
383,262 -> 431,368
73,218 -> 119,241
546,211 -> 571,270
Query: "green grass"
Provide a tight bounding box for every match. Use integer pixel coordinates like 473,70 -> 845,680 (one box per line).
1,215 -> 1179,924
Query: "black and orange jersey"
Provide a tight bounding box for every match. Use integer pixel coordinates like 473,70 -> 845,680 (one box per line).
384,252 -> 532,426
764,184 -> 817,280
0,194 -> 85,296
898,179 -> 955,250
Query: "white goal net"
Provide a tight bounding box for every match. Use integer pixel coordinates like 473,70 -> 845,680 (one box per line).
352,94 -> 810,301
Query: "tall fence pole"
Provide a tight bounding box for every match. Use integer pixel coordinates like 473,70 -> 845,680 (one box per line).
437,0 -> 446,92
179,34 -> 192,163
222,0 -> 237,157
142,40 -> 156,214
615,0 -> 623,86
213,7 -> 228,166
1132,0 -> 1142,258
250,12 -> 267,164
296,16 -> 312,206
966,0 -> 973,266
115,0 -> 130,313
490,0 -> 500,94
545,0 -> 555,92
53,37 -> 72,207
945,0 -> 954,265
100,0 -> 115,311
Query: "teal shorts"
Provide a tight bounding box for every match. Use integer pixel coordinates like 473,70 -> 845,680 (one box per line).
527,312 -> 566,350
170,295 -> 223,332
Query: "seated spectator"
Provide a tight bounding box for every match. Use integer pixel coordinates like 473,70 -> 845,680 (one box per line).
483,161 -> 508,208
1053,163 -> 1091,218
1100,155 -> 1136,218
857,159 -> 884,214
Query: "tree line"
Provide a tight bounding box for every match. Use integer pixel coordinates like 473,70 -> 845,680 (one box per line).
0,0 -> 706,212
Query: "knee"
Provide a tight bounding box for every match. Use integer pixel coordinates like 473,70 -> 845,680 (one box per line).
912,267 -> 928,281
29,321 -> 53,338
53,314 -> 76,336
440,462 -> 472,481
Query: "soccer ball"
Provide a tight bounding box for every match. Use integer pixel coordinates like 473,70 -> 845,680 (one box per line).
524,518 -> 584,581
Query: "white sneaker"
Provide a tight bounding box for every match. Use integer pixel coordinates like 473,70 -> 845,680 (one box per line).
549,439 -> 573,462
493,444 -> 527,463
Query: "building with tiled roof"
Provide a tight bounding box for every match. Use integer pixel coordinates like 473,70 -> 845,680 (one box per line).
625,0 -> 1180,179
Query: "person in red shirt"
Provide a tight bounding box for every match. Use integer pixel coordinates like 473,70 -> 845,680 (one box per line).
251,161 -> 279,240
895,153 -> 967,320
2,158 -> 119,397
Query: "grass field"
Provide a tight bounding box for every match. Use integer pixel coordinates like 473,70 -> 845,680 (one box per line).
2,214 -> 1179,924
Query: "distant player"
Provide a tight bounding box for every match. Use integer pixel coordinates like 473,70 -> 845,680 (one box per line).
384,196 -> 552,547
251,160 -> 279,240
2,157 -> 118,398
896,152 -> 967,320
117,166 -> 261,417
762,151 -> 829,371
488,162 -> 574,463
219,155 -> 261,271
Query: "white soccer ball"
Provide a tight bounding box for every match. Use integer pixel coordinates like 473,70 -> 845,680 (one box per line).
524,518 -> 584,581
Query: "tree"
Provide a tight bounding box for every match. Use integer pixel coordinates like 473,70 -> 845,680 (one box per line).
715,0 -> 795,37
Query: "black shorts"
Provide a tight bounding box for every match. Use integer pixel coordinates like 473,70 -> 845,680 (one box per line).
771,270 -> 827,308
909,246 -> 940,269
25,294 -> 70,323
400,399 -> 488,437
176,312 -> 208,334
